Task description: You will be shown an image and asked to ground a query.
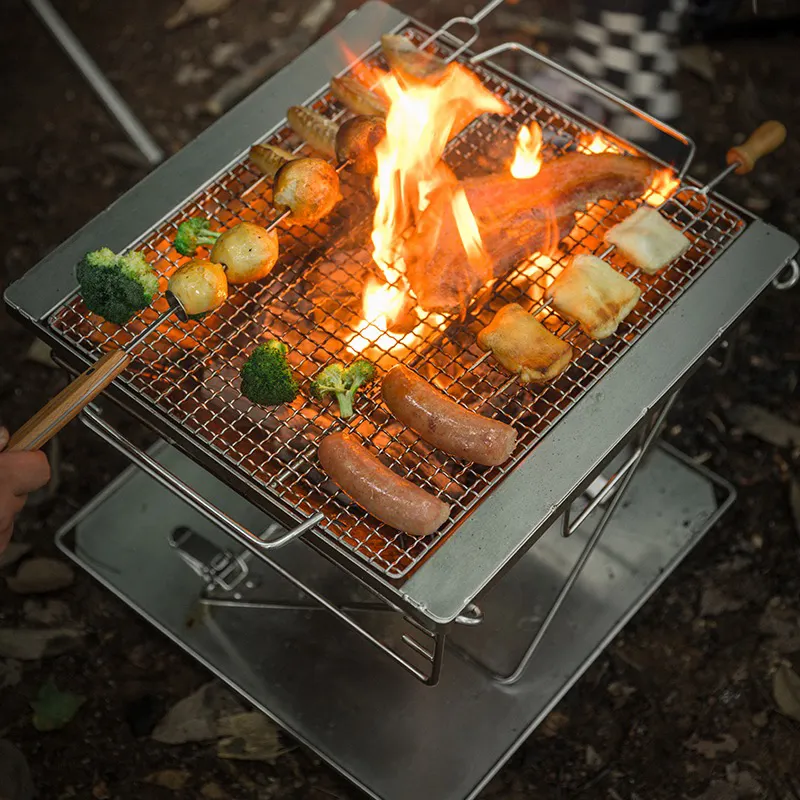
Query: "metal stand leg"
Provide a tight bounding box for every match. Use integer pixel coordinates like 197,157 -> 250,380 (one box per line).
453,393 -> 679,685
27,0 -> 163,166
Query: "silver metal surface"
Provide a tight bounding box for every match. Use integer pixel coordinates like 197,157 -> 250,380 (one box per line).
7,2 -> 798,621
26,0 -> 164,166
56,439 -> 734,800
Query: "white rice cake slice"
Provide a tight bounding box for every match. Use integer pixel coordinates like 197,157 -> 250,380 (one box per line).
546,255 -> 641,340
605,207 -> 691,274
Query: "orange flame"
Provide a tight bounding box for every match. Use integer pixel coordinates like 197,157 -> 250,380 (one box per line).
643,168 -> 680,206
451,187 -> 491,279
579,131 -> 618,155
511,121 -> 543,179
349,277 -> 408,354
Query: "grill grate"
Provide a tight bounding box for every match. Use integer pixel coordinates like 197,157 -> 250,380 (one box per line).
48,24 -> 745,579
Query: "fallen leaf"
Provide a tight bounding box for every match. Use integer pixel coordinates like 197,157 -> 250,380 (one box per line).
679,44 -> 716,82
772,664 -> 800,722
685,733 -> 739,759
165,0 -> 232,29
727,404 -> 800,448
174,63 -> 214,86
0,628 -> 84,660
0,543 -> 32,570
25,339 -> 57,368
216,712 -> 282,762
0,658 -> 22,689
539,709 -> 569,737
152,681 -> 242,744
31,679 -> 85,731
700,586 -> 745,617
585,744 -> 602,768
7,558 -> 74,594
0,740 -> 34,800
92,780 -> 111,799
145,769 -> 190,790
790,479 -> 800,540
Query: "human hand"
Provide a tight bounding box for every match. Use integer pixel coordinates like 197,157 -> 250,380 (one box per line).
0,428 -> 51,554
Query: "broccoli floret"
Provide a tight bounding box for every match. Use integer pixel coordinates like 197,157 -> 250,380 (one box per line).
174,217 -> 221,257
311,359 -> 376,418
240,340 -> 299,406
75,247 -> 159,326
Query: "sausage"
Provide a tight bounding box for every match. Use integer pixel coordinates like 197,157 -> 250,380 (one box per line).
318,432 -> 450,537
381,365 -> 517,466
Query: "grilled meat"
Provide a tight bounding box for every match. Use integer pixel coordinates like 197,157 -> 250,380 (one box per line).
403,153 -> 659,313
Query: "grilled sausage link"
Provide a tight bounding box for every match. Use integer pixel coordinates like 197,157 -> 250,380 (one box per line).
318,432 -> 450,537
382,365 -> 517,466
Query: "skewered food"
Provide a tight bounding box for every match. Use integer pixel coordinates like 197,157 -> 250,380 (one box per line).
240,339 -> 299,406
311,359 -> 376,419
286,106 -> 337,158
76,248 -> 159,325
330,75 -> 389,117
174,218 -> 279,284
381,365 -> 517,466
335,115 -> 386,175
477,303 -> 573,384
318,432 -> 451,536
545,254 -> 641,340
249,144 -> 298,179
273,157 -> 342,227
403,153 -> 659,313
381,34 -> 447,83
167,259 -> 228,318
604,207 -> 690,274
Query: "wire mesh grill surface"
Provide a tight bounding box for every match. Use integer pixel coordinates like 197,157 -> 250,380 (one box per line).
49,24 -> 745,579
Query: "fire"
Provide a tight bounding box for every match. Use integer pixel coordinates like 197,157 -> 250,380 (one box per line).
580,131 -> 615,154
511,121 -> 543,179
348,277 -> 409,354
451,187 -> 490,278
643,168 -> 680,206
370,61 -> 509,277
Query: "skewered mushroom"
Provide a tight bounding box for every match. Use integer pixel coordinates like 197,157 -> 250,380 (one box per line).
273,157 -> 342,227
168,259 -> 228,317
210,223 -> 279,284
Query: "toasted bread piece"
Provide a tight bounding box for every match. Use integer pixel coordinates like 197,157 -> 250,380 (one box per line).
477,303 -> 573,384
546,254 -> 641,340
605,207 -> 690,274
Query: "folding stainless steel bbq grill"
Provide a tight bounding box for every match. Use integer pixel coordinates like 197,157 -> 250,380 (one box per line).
6,2 -> 799,797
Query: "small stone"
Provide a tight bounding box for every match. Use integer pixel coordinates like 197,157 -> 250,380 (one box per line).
7,558 -> 74,594
201,783 -> 228,799
752,710 -> 768,728
23,599 -> 71,626
585,745 -> 603,768
145,769 -> 190,790
0,628 -> 84,660
0,543 -> 32,570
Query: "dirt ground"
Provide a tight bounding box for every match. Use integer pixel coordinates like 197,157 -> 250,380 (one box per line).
1,0 -> 800,798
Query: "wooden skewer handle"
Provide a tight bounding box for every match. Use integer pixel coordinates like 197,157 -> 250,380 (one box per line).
726,120 -> 787,175
8,349 -> 131,452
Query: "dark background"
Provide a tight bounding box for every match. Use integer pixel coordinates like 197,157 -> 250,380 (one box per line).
1,1 -> 799,798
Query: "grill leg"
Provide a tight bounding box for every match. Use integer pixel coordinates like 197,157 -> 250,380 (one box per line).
453,391 -> 679,685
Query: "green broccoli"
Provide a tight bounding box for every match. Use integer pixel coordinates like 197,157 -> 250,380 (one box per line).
75,247 -> 159,326
240,340 -> 299,406
174,217 -> 221,257
311,359 -> 376,419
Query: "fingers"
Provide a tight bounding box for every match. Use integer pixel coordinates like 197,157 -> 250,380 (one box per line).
1,451 -> 51,496
0,493 -> 26,552
0,427 -> 8,452
0,521 -> 12,553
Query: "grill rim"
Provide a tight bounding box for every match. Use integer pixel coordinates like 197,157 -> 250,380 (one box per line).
5,1 -> 799,622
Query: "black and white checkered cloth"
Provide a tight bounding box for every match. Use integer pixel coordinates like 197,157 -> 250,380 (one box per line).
565,0 -> 688,142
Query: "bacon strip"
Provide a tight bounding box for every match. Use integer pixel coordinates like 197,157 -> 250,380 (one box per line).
403,153 -> 659,313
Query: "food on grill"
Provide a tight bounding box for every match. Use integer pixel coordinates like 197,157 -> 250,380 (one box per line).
249,144 -> 298,179
174,218 -> 278,284
477,303 -> 573,384
286,105 -> 337,158
207,223 -> 279,284
330,75 -> 389,117
167,259 -> 228,318
318,431 -> 451,537
381,34 -> 447,83
273,157 -> 342,226
604,207 -> 691,274
381,365 -> 517,466
311,359 -> 376,419
335,115 -> 386,175
75,248 -> 160,326
403,153 -> 659,313
240,339 -> 299,406
545,254 -> 641,340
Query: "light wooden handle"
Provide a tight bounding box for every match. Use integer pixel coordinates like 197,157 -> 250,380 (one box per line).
726,120 -> 787,175
8,349 -> 131,452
